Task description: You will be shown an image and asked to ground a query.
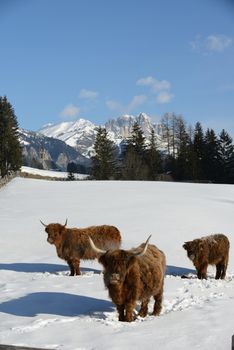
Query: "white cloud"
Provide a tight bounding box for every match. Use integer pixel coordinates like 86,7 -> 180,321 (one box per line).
106,95 -> 147,114
156,91 -> 174,104
137,76 -> 156,87
206,35 -> 232,52
137,76 -> 174,104
127,95 -> 147,111
60,104 -> 80,119
190,34 -> 232,53
136,76 -> 171,92
79,89 -> 99,99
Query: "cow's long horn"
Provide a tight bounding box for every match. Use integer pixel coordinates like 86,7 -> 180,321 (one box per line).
64,218 -> 68,227
40,220 -> 47,227
134,235 -> 152,256
89,237 -> 107,254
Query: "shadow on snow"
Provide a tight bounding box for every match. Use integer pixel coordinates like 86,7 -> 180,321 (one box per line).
0,263 -> 101,274
0,262 -> 194,277
166,265 -> 196,276
0,264 -> 197,318
0,292 -> 113,317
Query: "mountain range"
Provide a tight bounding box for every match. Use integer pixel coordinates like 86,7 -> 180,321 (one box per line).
19,113 -> 162,172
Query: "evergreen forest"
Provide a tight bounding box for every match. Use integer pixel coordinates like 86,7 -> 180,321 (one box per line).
1,95 -> 233,184
91,114 -> 234,184
0,96 -> 22,178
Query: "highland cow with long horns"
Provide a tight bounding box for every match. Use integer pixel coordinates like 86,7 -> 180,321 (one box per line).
89,235 -> 166,322
40,219 -> 121,276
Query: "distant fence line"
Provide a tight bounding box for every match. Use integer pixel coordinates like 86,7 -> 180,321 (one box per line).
0,172 -> 18,189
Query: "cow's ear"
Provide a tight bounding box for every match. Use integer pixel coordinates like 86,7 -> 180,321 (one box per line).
183,242 -> 188,250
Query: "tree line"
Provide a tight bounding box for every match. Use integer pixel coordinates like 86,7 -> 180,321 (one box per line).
91,114 -> 234,184
1,96 -> 233,184
0,96 -> 22,177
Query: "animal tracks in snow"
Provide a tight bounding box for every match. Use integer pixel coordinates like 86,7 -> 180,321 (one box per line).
162,273 -> 234,316
1,270 -> 234,338
94,273 -> 234,326
10,317 -> 78,334
82,273 -> 234,328
66,272 -> 233,322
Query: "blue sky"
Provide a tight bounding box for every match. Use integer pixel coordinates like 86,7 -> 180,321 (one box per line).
0,0 -> 234,136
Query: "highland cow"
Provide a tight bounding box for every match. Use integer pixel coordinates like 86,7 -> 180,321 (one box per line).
40,219 -> 121,276
183,234 -> 230,279
89,235 -> 166,322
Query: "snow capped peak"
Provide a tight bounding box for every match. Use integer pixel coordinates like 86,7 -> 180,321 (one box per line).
117,114 -> 135,121
73,118 -> 95,128
38,118 -> 98,157
137,112 -> 151,121
114,113 -> 151,127
39,114 -> 161,157
41,122 -> 54,128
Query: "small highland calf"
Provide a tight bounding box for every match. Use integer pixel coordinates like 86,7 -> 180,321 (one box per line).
89,235 -> 166,322
183,234 -> 230,279
40,220 -> 121,276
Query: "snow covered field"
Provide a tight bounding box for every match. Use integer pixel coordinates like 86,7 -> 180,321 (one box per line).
0,177 -> 234,349
21,166 -> 88,180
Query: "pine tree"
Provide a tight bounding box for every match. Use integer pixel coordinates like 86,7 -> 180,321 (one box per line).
67,171 -> 75,181
204,128 -> 221,182
192,122 -> 206,180
66,162 -> 77,180
145,128 -> 162,180
174,121 -> 193,180
128,121 -> 146,155
0,96 -> 22,177
218,129 -> 234,183
91,127 -> 116,180
122,122 -> 148,180
175,116 -> 187,153
67,162 -> 78,173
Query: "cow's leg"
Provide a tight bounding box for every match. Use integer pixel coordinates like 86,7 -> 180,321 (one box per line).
152,288 -> 163,316
67,260 -> 75,276
138,298 -> 149,318
116,305 -> 125,321
197,263 -> 208,279
220,266 -> 226,279
73,259 -> 81,275
215,263 -> 222,279
220,256 -> 228,279
125,301 -> 136,322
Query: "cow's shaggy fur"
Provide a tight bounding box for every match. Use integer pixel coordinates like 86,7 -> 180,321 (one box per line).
42,222 -> 121,276
90,238 -> 166,322
183,234 -> 230,279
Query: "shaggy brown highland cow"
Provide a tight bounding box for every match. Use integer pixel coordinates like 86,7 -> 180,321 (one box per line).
89,235 -> 166,322
183,234 -> 230,279
40,219 -> 121,276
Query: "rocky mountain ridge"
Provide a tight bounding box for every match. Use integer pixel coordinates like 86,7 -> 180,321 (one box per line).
19,129 -> 90,172
39,113 -> 162,158
19,113 -> 163,172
